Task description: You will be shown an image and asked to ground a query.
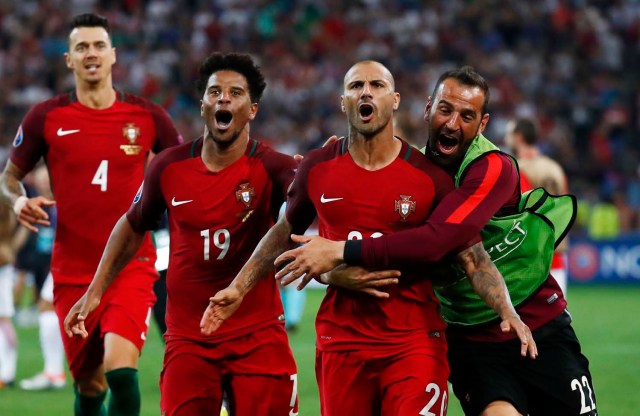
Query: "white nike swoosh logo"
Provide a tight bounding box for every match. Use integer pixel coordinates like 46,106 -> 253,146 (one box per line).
171,197 -> 193,206
57,128 -> 80,136
320,194 -> 343,203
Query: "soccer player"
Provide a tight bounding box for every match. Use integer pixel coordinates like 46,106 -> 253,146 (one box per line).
275,66 -> 596,416
0,188 -> 19,389
19,165 -> 66,391
0,13 -> 182,415
505,117 -> 570,296
202,61 -> 533,415
64,53 -> 299,416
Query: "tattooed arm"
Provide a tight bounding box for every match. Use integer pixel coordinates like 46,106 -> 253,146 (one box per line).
456,242 -> 538,358
200,216 -> 297,335
63,215 -> 145,338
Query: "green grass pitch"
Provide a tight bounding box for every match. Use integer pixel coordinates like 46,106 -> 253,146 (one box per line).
1,285 -> 638,415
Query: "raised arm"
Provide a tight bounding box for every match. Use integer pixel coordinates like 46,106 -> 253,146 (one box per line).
200,215 -> 297,335
456,242 -> 537,359
63,215 -> 145,337
0,161 -> 55,232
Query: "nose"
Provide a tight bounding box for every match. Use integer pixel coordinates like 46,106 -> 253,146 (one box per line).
86,45 -> 99,57
445,112 -> 461,130
360,82 -> 373,98
218,91 -> 231,103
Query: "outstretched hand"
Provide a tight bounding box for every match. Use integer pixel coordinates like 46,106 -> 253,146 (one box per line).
14,196 -> 56,232
63,292 -> 101,338
200,286 -> 244,335
500,315 -> 538,359
275,234 -> 344,287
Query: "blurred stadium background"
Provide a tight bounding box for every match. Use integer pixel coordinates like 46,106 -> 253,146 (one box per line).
1,0 -> 639,414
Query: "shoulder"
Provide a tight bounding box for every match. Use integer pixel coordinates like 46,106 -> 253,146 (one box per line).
403,142 -> 451,181
121,92 -> 171,117
149,138 -> 198,172
250,140 -> 297,179
26,93 -> 72,118
121,91 -> 158,109
252,141 -> 295,165
299,139 -> 344,170
469,151 -> 516,176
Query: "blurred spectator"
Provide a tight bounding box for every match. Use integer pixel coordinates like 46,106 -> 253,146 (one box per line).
0,1 -> 639,231
19,165 -> 66,391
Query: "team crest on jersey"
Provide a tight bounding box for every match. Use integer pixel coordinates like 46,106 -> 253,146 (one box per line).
13,125 -> 24,147
235,182 -> 255,208
120,123 -> 142,155
394,195 -> 416,221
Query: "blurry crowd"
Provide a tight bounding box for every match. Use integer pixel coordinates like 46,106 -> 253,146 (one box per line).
0,0 -> 639,238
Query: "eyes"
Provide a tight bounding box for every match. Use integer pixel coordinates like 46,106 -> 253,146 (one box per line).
74,42 -> 108,52
436,105 -> 476,122
348,80 -> 387,90
207,88 -> 244,97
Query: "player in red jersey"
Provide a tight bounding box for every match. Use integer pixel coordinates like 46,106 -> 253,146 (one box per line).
64,53 -> 299,416
505,118 -> 570,297
0,13 -> 182,415
275,67 -> 596,416
201,61 -> 533,415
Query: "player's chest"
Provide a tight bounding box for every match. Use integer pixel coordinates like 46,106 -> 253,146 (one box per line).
164,161 -> 271,230
308,167 -> 435,230
44,109 -> 155,162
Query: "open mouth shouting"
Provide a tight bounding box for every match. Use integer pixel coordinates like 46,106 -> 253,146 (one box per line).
434,132 -> 460,156
215,109 -> 233,131
358,103 -> 375,122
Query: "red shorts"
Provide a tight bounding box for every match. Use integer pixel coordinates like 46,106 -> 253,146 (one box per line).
53,268 -> 157,380
316,337 -> 449,416
160,324 -> 298,416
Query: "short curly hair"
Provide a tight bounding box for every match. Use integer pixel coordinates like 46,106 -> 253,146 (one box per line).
196,53 -> 266,103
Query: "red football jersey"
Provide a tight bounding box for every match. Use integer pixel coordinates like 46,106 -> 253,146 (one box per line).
127,138 -> 296,342
10,90 -> 183,285
286,138 -> 455,351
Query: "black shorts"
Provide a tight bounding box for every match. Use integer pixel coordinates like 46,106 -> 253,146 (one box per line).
447,310 -> 597,416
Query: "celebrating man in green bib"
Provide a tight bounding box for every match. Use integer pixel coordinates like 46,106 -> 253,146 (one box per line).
275,66 -> 597,416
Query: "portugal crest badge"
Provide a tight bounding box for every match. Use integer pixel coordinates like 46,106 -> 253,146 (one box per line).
120,123 -> 143,155
394,195 -> 416,222
235,182 -> 255,208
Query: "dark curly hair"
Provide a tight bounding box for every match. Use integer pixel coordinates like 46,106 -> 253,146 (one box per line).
196,53 -> 266,104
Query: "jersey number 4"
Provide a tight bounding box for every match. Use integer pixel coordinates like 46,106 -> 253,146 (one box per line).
91,160 -> 109,192
200,228 -> 230,261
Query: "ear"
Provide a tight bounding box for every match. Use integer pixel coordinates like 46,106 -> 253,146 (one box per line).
423,96 -> 433,121
64,52 -> 72,69
340,95 -> 345,113
478,113 -> 490,134
112,47 -> 117,64
248,103 -> 259,120
200,100 -> 204,117
393,92 -> 400,110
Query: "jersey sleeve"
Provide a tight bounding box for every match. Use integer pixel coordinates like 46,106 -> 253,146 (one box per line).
285,152 -> 320,235
259,147 -> 298,222
149,104 -> 183,153
9,104 -> 48,173
345,152 -> 519,268
126,152 -> 170,233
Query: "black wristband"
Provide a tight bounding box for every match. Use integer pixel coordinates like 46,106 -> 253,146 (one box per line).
343,239 -> 363,265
